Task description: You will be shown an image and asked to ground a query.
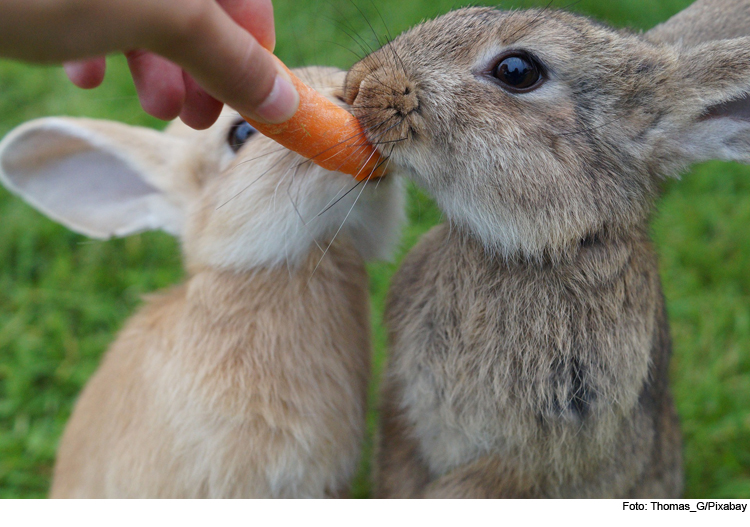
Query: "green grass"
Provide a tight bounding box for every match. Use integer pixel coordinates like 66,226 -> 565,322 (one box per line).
0,0 -> 748,498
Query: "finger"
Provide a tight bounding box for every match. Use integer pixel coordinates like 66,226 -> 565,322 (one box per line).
179,72 -> 224,130
126,50 -> 186,121
64,58 -> 107,89
153,4 -> 298,123
217,0 -> 276,51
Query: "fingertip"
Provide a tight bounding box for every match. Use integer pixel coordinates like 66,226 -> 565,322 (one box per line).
139,82 -> 185,121
64,58 -> 106,89
127,51 -> 186,121
263,33 -> 276,53
179,74 -> 224,129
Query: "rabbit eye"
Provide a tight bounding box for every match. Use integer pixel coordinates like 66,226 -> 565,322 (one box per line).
491,53 -> 542,93
228,120 -> 258,153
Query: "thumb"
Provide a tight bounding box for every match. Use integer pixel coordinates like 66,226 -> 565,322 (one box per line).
151,1 -> 298,123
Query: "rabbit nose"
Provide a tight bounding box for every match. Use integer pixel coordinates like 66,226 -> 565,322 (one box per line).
391,82 -> 419,116
345,63 -> 419,117
345,57 -> 421,147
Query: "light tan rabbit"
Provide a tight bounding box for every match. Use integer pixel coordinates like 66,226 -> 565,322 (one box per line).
0,67 -> 404,498
342,1 -> 750,498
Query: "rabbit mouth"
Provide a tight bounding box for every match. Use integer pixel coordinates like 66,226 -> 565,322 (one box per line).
350,105 -> 418,174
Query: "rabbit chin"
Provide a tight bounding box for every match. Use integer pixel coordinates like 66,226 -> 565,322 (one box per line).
397,164 -> 602,262
183,169 -> 405,273
437,193 -> 577,260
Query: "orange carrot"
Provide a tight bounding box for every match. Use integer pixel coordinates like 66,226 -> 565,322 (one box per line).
241,60 -> 385,181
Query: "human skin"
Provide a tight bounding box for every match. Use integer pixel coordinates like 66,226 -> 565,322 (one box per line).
0,0 -> 299,128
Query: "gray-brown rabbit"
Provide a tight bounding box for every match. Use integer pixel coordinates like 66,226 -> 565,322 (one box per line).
343,0 -> 750,498
0,67 -> 404,498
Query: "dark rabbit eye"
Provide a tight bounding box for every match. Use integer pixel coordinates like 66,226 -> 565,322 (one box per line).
491,53 -> 543,93
228,120 -> 258,153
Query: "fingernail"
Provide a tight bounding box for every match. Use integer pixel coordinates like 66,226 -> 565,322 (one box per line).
254,74 -> 299,123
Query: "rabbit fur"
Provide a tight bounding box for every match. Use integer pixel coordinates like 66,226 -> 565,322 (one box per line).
0,67 -> 404,498
343,1 -> 750,498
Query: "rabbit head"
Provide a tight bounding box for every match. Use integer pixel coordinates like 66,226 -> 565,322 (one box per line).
344,7 -> 750,260
0,67 -> 404,272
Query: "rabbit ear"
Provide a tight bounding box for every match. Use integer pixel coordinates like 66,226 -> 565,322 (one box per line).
647,0 -> 750,46
671,38 -> 750,164
0,117 -> 189,239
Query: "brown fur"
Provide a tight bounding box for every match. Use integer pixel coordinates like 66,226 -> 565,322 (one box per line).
343,2 -> 750,498
377,226 -> 681,498
51,244 -> 370,498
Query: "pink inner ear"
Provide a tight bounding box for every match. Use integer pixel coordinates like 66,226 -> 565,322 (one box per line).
703,94 -> 750,121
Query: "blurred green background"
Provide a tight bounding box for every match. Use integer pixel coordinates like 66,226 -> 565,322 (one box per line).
0,0 -> 749,498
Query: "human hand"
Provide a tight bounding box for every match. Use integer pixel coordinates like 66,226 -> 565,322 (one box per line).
0,0 -> 299,129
